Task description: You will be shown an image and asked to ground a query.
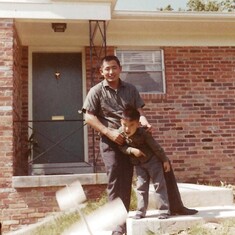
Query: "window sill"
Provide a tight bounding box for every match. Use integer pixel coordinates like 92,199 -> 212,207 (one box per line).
12,173 -> 107,188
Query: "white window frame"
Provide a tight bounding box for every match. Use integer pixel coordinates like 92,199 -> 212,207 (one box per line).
116,49 -> 166,94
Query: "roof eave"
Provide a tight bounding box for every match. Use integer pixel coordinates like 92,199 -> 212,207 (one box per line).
112,10 -> 235,22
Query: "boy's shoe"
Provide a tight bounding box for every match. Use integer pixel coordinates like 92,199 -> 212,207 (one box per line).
171,207 -> 198,216
133,214 -> 144,219
158,213 -> 169,219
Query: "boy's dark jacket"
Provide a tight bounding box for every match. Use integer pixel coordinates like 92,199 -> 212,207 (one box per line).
118,126 -> 169,165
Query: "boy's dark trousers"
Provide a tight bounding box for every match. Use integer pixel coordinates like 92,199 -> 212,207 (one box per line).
164,161 -> 197,215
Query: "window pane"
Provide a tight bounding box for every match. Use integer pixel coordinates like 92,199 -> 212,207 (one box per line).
120,71 -> 163,93
116,50 -> 165,93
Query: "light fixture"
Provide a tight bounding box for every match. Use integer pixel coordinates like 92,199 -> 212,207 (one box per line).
52,23 -> 67,32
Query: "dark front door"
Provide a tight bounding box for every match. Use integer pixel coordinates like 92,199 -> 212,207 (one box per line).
32,52 -> 87,174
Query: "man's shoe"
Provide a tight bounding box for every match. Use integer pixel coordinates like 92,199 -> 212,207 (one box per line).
171,207 -> 198,215
111,232 -> 124,235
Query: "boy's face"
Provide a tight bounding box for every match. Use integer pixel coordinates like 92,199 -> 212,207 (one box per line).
121,119 -> 140,137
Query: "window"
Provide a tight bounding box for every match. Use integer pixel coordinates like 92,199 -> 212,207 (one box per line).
116,50 -> 165,93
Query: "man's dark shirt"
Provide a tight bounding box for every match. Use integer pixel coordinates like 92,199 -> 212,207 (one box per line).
82,79 -> 145,129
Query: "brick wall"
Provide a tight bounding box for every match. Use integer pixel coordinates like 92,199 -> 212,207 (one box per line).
0,18 -> 14,231
19,46 -> 29,175
12,23 -> 29,176
142,47 -> 235,184
13,27 -> 29,176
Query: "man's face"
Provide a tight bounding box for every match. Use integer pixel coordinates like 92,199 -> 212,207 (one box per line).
121,119 -> 139,137
100,60 -> 122,84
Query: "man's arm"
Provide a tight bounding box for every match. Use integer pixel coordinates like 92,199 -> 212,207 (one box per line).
84,111 -> 124,145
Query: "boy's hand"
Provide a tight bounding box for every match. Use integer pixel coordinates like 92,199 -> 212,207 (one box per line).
163,161 -> 171,172
130,148 -> 146,158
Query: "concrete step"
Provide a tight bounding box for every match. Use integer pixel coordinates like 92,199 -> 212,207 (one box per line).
148,183 -> 234,209
127,206 -> 235,235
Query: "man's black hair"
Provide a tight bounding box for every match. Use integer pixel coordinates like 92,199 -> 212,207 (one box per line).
100,55 -> 121,67
122,105 -> 140,121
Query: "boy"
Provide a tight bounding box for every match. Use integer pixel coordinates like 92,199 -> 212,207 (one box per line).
119,105 -> 171,219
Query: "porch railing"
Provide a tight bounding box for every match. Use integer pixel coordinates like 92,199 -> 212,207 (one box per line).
14,119 -> 101,175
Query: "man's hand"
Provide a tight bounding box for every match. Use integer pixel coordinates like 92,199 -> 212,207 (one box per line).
106,129 -> 125,145
139,111 -> 152,133
163,161 -> 171,172
141,124 -> 153,133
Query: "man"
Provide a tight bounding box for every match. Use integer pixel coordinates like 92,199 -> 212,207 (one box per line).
82,55 -> 150,235
82,55 -> 197,235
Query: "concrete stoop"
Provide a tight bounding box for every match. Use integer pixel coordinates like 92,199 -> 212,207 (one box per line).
148,183 -> 234,209
127,206 -> 235,235
127,183 -> 235,235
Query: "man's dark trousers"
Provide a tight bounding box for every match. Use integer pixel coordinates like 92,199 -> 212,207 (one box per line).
164,161 -> 185,213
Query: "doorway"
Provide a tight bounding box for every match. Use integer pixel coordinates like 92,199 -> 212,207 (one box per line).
31,52 -> 90,174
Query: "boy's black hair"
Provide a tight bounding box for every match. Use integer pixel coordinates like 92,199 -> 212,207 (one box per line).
100,55 -> 121,67
122,105 -> 140,121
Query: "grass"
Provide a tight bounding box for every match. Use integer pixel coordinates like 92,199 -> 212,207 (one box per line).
32,188 -> 137,235
33,192 -> 107,235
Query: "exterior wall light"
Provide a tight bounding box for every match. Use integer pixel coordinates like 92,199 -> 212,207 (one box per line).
52,23 -> 67,32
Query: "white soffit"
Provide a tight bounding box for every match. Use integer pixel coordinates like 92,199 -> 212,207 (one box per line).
0,0 -> 112,20
112,10 -> 235,22
106,11 -> 235,46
